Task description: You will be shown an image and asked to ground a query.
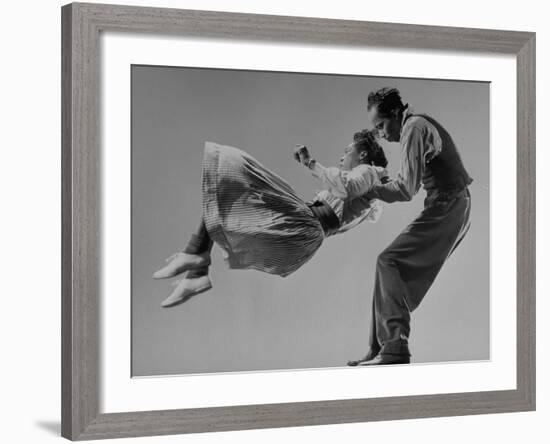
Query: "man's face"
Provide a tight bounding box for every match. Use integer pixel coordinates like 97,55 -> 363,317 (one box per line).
368,105 -> 402,143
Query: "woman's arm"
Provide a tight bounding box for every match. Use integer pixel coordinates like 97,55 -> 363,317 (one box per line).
310,162 -> 379,199
293,144 -> 380,199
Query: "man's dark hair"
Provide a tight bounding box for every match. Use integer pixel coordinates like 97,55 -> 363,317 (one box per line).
367,87 -> 405,117
353,129 -> 388,168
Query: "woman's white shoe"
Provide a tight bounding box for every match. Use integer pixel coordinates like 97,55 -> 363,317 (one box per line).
153,251 -> 211,279
160,275 -> 213,307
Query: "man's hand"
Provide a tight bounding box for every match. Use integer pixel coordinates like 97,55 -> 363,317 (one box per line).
293,144 -> 312,166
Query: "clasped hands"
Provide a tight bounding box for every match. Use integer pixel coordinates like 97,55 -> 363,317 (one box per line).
293,144 -> 315,169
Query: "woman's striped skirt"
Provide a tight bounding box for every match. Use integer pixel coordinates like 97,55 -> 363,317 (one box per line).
202,141 -> 325,277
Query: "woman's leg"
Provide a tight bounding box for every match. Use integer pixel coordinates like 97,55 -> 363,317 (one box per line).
152,218 -> 212,279
158,219 -> 214,307
183,219 -> 213,255
182,219 -> 212,278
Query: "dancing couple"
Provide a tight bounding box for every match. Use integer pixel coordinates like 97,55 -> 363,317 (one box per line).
153,87 -> 472,366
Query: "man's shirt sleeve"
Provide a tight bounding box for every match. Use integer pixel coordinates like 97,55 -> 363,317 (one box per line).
370,126 -> 425,203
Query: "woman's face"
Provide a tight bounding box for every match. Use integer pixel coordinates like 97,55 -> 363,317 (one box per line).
340,143 -> 366,171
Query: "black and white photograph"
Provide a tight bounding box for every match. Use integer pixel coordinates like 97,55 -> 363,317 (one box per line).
4,0 -> 542,442
131,66 -> 490,376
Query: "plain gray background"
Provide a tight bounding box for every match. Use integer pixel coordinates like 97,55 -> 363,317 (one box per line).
131,65 -> 490,376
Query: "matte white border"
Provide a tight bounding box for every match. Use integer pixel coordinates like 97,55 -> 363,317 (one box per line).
100,33 -> 516,413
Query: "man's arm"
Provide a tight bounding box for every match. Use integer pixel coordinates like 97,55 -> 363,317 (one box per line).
368,127 -> 425,203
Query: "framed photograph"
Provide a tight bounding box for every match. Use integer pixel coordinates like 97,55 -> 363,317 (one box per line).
61,2 -> 535,440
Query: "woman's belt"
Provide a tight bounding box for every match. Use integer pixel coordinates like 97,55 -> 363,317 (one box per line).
307,200 -> 341,236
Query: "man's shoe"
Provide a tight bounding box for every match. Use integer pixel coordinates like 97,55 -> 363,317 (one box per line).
347,348 -> 380,366
161,275 -> 212,307
358,354 -> 410,366
153,251 -> 211,279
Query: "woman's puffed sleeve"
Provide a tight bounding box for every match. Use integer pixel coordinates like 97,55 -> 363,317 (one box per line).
310,163 -> 378,199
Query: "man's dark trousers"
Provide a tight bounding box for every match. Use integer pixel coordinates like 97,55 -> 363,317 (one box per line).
369,188 -> 472,357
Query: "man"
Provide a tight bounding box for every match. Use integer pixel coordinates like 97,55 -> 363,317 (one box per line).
348,87 -> 473,366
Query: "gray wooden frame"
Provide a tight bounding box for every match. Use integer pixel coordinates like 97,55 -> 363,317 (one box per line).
61,2 -> 536,440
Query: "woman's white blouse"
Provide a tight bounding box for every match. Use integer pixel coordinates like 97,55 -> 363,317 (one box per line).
310,162 -> 387,233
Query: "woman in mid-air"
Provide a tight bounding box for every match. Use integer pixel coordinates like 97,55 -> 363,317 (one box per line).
153,129 -> 388,307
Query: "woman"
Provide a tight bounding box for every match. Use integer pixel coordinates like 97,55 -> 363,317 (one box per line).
153,129 -> 388,307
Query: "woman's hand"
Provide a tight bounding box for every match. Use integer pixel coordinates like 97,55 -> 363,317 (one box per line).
293,144 -> 312,166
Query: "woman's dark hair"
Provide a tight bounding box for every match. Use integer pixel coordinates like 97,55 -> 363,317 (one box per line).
353,129 -> 388,168
367,87 -> 405,118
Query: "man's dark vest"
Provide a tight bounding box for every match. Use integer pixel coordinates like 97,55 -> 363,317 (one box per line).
405,113 -> 473,193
